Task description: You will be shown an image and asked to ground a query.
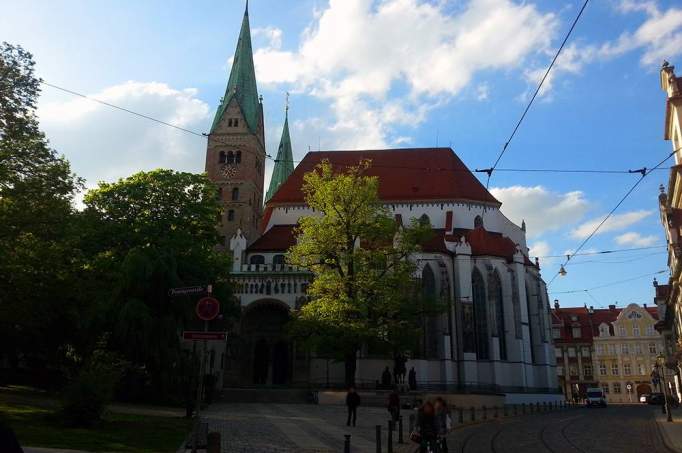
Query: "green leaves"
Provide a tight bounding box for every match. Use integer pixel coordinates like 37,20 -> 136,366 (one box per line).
287,159 -> 437,359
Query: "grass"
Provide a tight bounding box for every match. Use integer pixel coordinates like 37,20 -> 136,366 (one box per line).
0,400 -> 192,452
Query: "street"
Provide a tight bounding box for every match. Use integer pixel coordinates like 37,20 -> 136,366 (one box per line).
448,405 -> 671,453
193,403 -> 675,453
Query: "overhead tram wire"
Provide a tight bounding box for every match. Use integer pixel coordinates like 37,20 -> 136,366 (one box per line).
550,270 -> 667,295
481,0 -> 591,188
41,81 -> 274,161
537,244 -> 667,258
546,147 -> 679,287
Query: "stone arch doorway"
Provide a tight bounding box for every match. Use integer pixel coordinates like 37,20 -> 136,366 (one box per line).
240,299 -> 291,385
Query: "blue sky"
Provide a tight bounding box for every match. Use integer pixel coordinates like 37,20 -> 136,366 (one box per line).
3,0 -> 682,308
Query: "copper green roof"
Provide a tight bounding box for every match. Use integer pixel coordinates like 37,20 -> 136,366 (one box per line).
210,2 -> 260,134
266,109 -> 294,202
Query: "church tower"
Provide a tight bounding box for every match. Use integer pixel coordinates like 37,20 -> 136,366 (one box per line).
206,2 -> 265,245
265,98 -> 295,202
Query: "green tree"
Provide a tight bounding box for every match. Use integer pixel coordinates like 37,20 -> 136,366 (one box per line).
83,169 -> 233,401
287,160 -> 439,386
0,42 -> 83,379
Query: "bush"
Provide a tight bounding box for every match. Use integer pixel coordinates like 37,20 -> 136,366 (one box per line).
61,348 -> 123,427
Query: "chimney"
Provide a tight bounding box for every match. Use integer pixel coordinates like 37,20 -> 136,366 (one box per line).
554,299 -> 560,310
609,304 -> 616,310
644,303 -> 648,308
589,306 -> 594,314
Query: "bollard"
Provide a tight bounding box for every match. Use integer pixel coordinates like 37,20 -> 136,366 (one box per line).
207,432 -> 221,453
409,413 -> 415,434
376,425 -> 382,453
388,420 -> 394,453
522,403 -> 526,414
344,434 -> 351,453
503,405 -> 508,417
536,402 -> 540,413
471,406 -> 476,421
398,416 -> 404,444
513,404 -> 517,416
482,405 -> 487,420
458,407 -> 464,424
494,406 -> 499,418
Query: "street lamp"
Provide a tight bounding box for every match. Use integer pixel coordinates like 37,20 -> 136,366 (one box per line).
657,353 -> 673,422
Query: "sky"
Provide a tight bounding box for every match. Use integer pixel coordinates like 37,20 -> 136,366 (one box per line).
2,0 -> 682,308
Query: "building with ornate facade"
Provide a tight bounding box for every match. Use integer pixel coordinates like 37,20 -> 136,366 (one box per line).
208,3 -> 558,394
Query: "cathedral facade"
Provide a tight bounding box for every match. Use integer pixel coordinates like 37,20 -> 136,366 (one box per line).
208,4 -> 558,393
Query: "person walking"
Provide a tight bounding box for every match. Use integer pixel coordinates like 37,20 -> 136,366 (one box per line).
346,386 -> 361,427
416,401 -> 438,452
387,388 -> 401,422
434,397 -> 451,452
408,366 -> 417,391
382,366 -> 392,387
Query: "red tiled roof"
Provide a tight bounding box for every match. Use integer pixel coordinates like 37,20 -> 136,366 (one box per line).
267,148 -> 499,205
448,227 -> 519,262
247,224 -> 297,252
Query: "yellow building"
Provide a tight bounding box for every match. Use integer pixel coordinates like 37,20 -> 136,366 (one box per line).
592,303 -> 663,403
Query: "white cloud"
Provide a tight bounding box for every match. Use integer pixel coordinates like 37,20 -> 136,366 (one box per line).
490,185 -> 589,238
614,231 -> 660,246
600,1 -> 682,65
570,210 -> 653,239
476,83 -> 490,101
529,241 -> 551,258
39,81 -> 211,187
253,26 -> 283,49
254,0 -> 558,148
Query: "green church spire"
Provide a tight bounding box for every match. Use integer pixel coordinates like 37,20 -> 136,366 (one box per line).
210,1 -> 260,133
266,97 -> 295,202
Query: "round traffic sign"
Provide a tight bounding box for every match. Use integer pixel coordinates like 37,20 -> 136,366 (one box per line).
626,384 -> 632,391
196,297 -> 220,321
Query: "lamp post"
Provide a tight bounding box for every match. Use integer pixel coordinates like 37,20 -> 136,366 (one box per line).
657,353 -> 673,422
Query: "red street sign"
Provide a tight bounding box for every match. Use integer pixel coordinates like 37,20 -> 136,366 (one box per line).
183,331 -> 226,341
196,297 -> 220,321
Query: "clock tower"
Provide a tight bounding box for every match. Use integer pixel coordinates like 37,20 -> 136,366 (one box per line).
206,2 -> 266,246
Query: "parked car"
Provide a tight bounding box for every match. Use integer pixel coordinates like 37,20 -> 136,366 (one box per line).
648,393 -> 665,405
586,387 -> 607,407
640,393 -> 650,403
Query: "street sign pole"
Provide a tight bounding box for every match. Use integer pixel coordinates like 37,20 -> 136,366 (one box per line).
192,286 -> 212,453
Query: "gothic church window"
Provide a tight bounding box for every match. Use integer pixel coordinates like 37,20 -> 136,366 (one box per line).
419,214 -> 430,227
232,187 -> 239,201
421,264 -> 437,358
474,215 -> 484,229
273,254 -> 286,265
227,151 -> 235,164
233,118 -> 239,127
219,151 -> 226,164
489,270 -> 507,360
472,268 -> 489,359
227,209 -> 235,221
236,151 -> 242,163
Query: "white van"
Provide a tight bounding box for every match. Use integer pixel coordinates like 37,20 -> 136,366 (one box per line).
586,387 -> 607,407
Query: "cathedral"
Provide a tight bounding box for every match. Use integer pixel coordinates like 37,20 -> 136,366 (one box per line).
207,4 -> 558,394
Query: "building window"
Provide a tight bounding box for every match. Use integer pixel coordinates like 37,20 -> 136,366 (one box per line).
621,344 -> 629,354
510,269 -> 523,339
568,347 -> 576,358
489,270 -> 507,360
649,343 -> 657,354
226,151 -> 235,164
572,327 -> 581,339
602,384 -> 610,394
233,118 -> 238,127
624,363 -> 631,375
219,151 -> 226,163
638,363 -> 645,375
249,255 -> 265,265
583,364 -> 593,377
608,344 -> 616,355
613,382 -> 621,394
633,325 -> 640,336
472,268 -> 489,360
273,254 -> 286,265
596,344 -> 604,355
474,215 -> 484,229
600,325 -> 610,337
635,343 -> 642,354
557,366 -> 564,376
235,151 -> 242,163
619,326 -> 626,337
569,366 -> 578,377
555,347 -> 562,358
611,363 -> 619,375
232,187 -> 239,201
646,326 -> 655,336
227,209 -> 235,221
582,347 -> 590,357
217,187 -> 223,200
552,328 -> 561,339
599,361 -> 607,375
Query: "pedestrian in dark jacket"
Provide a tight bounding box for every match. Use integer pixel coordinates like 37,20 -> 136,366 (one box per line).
417,401 -> 438,453
434,397 -> 450,452
408,366 -> 417,391
387,388 -> 400,422
381,366 -> 392,387
346,386 -> 361,426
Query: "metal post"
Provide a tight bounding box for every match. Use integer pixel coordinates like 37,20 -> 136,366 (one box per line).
522,403 -> 526,414
409,413 -> 415,433
344,434 -> 351,453
376,425 -> 382,453
192,319 -> 208,453
536,402 -> 540,413
458,407 -> 464,424
388,420 -> 394,453
398,416 -> 404,444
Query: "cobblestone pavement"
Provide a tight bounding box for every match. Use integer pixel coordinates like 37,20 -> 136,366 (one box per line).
446,405 -> 674,453
190,403 -> 675,453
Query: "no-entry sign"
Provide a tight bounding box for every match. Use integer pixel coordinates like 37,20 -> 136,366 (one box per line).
196,296 -> 220,321
183,331 -> 226,341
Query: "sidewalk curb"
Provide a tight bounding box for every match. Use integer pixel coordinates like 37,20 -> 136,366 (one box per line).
654,414 -> 682,453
